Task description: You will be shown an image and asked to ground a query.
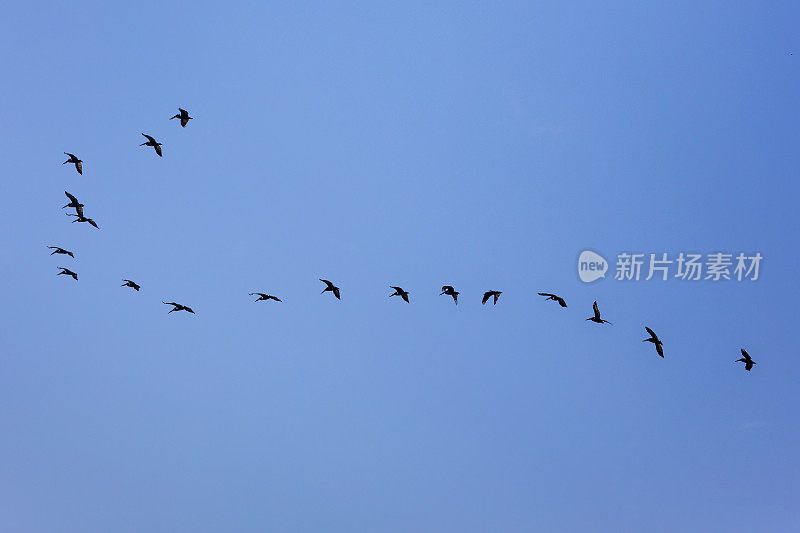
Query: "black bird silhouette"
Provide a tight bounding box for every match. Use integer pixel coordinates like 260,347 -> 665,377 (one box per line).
63,191 -> 85,217
122,279 -> 141,291
482,290 -> 502,305
642,327 -> 664,357
440,285 -> 459,305
48,246 -> 74,258
170,108 -> 193,127
163,301 -> 194,314
538,292 -> 567,307
736,348 -> 756,371
389,286 -> 410,303
140,133 -> 163,157
67,213 -> 99,228
57,267 -> 77,280
586,301 -> 612,325
250,292 -> 282,302
63,153 -> 82,175
320,279 -> 341,299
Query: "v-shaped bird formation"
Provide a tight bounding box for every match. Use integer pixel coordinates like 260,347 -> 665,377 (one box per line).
50,106 -> 758,373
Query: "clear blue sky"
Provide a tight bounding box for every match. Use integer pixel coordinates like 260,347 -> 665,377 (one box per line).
1,1 -> 798,531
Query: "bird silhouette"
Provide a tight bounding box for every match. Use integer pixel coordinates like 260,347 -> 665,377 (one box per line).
642,326 -> 664,357
140,133 -> 163,157
163,301 -> 194,314
48,246 -> 74,258
482,290 -> 502,305
122,279 -> 141,291
440,285 -> 459,305
390,286 -> 410,303
736,348 -> 756,371
170,108 -> 193,127
67,213 -> 99,228
320,279 -> 340,299
57,267 -> 77,280
250,292 -> 282,302
538,292 -> 567,307
63,191 -> 85,217
586,301 -> 612,325
63,153 -> 82,175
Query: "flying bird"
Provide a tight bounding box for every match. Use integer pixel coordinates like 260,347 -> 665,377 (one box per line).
250,292 -> 282,302
63,191 -> 84,217
642,327 -> 664,357
63,153 -> 82,175
586,301 -> 612,325
48,246 -> 74,258
320,279 -> 341,299
440,285 -> 459,305
57,267 -> 77,280
163,301 -> 194,314
736,348 -> 756,371
482,290 -> 502,305
67,213 -> 99,228
122,279 -> 141,291
140,133 -> 163,157
538,292 -> 567,307
170,108 -> 193,127
389,286 -> 410,303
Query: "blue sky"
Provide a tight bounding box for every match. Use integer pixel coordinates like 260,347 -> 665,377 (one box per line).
1,1 -> 798,531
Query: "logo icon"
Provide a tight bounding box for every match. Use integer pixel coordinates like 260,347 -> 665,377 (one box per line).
578,250 -> 608,283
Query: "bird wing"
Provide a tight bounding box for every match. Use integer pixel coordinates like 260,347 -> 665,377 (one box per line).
741,348 -> 751,361
64,191 -> 79,203
482,292 -> 491,304
154,144 -> 163,157
538,292 -> 555,298
75,161 -> 82,174
401,293 -> 409,303
332,287 -> 340,299
557,297 -> 567,307
88,218 -> 98,228
645,326 -> 657,339
185,307 -> 195,314
180,116 -> 189,127
142,133 -> 156,143
390,286 -> 403,292
76,205 -> 84,217
320,279 -> 334,288
270,296 -> 282,302
656,343 -> 664,357
593,301 -> 601,318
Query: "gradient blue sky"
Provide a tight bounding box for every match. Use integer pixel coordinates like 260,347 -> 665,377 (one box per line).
1,1 -> 799,531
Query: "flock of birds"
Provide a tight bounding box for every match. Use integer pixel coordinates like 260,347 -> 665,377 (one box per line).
51,108 -> 758,372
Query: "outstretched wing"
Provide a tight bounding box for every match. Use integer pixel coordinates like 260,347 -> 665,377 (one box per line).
142,133 -> 156,143
75,161 -> 82,174
538,292 -> 556,298
557,297 -> 567,307
656,343 -> 664,357
64,190 -> 79,203
332,287 -> 340,299
593,301 -> 601,318
645,327 -> 657,339
154,144 -> 163,157
482,292 -> 491,304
